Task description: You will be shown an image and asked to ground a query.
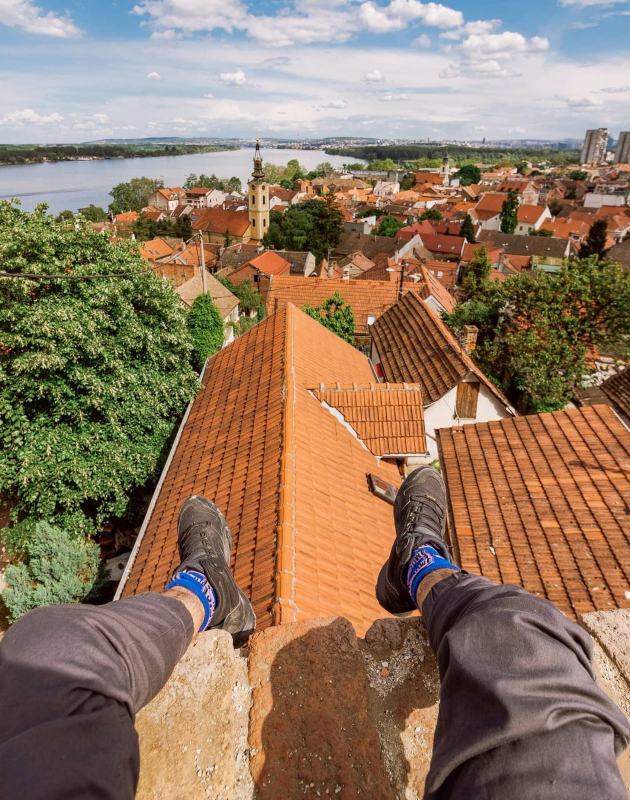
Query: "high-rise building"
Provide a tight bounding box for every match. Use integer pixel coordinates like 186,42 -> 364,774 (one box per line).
615,132 -> 630,164
581,128 -> 608,164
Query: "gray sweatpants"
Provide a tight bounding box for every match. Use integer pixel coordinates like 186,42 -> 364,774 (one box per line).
0,574 -> 628,799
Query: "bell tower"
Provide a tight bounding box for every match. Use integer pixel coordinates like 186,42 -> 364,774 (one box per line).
440,152 -> 451,187
248,138 -> 269,242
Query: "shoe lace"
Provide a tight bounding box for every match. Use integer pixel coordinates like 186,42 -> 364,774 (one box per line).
402,496 -> 444,537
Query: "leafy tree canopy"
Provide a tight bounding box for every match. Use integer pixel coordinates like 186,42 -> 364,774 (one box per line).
500,190 -> 520,234
80,205 -> 108,223
0,202 -> 199,544
580,218 -> 609,260
460,214 -> 476,244
216,276 -> 264,314
55,209 -> 75,222
263,159 -> 306,186
568,170 -> 588,181
187,294 -> 225,371
183,173 -> 242,193
109,177 -> 164,215
419,208 -> 443,221
356,208 -> 387,219
375,215 -> 404,238
443,256 -> 630,413
530,227 -> 553,237
460,245 -> 493,302
302,292 -> 356,344
262,198 -> 343,260
132,214 -> 176,242
455,164 -> 481,186
2,522 -> 104,622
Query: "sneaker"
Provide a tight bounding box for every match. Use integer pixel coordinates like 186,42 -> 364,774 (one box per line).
175,495 -> 256,647
376,466 -> 450,616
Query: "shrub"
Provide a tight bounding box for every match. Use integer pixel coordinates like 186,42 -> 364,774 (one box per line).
2,522 -> 103,623
188,294 -> 225,370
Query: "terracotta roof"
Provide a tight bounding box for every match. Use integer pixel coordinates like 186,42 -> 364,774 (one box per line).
541,219 -> 590,240
478,231 -> 570,259
176,273 -> 239,317
121,305 -> 403,635
192,208 -> 251,237
471,193 -> 508,220
312,383 -> 427,456
115,211 -> 139,223
601,366 -> 630,421
423,260 -> 458,292
248,251 -> 292,276
139,237 -> 175,261
371,292 -> 513,409
335,232 -> 402,260
265,276 -> 422,334
516,205 -> 547,224
416,264 -> 457,313
418,233 -> 465,257
607,240 -> 630,269
437,406 -> 630,620
461,244 -> 502,264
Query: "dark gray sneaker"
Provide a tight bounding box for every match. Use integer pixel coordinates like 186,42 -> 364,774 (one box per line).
376,466 -> 450,615
174,495 -> 256,647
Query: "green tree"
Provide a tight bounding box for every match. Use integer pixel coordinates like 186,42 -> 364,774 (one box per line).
174,214 -> 193,239
500,190 -> 519,234
445,256 -> 630,413
215,276 -> 263,316
548,199 -> 563,217
184,173 -> 199,190
580,219 -> 609,260
455,164 -> 481,186
367,158 -> 398,171
568,170 -> 588,181
2,522 -> 104,622
224,228 -> 232,248
375,215 -> 405,237
419,208 -> 443,221
400,174 -> 415,191
460,245 -> 493,302
0,202 -> 199,544
530,228 -> 553,237
515,161 -> 529,175
460,214 -> 476,243
280,178 -> 294,190
302,292 -> 356,344
262,198 -> 343,260
356,208 -> 387,219
132,214 -> 176,242
109,177 -> 163,214
187,294 -> 225,370
80,205 -> 108,222
55,209 -> 75,223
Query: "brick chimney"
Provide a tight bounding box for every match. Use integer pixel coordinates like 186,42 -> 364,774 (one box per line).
463,325 -> 479,353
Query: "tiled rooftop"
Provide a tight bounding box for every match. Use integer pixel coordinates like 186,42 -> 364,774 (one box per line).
601,366 -> 630,422
312,383 -> 427,456
371,292 -> 511,409
121,305 -> 403,635
437,406 -> 630,620
266,276 -> 422,335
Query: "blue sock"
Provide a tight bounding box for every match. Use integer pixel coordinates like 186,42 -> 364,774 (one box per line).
165,570 -> 217,632
406,546 -> 460,608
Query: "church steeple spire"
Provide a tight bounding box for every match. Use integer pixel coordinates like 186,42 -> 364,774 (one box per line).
252,135 -> 264,180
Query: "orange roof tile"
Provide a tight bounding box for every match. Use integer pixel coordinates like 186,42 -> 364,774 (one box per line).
437,406 -> 630,620
121,306 -> 404,635
115,211 -> 139,223
139,237 -> 176,261
266,276 -> 423,335
312,383 -> 427,456
371,292 -> 513,410
516,205 -> 547,224
471,193 -> 508,220
248,251 -> 292,276
192,208 -> 251,237
601,365 -> 630,421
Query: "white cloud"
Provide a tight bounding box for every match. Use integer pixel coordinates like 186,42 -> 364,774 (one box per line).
219,69 -> 247,85
149,29 -> 182,40
132,0 -> 249,35
440,59 -> 521,79
0,108 -> 64,126
0,0 -> 82,38
565,94 -> 604,107
601,85 -> 630,93
363,69 -> 384,82
440,19 -> 501,40
386,0 -> 463,27
258,57 -> 293,70
203,92 -> 214,98
379,92 -> 409,100
571,20 -> 599,27
172,116 -> 187,123
459,31 -> 549,59
319,99 -> 347,108
414,33 -> 431,46
359,2 -> 404,32
473,125 -> 489,131
147,71 -> 162,80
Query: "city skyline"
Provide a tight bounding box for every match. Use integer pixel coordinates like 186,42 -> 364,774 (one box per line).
0,0 -> 629,144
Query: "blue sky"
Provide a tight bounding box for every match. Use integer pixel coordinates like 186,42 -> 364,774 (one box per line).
0,0 -> 629,143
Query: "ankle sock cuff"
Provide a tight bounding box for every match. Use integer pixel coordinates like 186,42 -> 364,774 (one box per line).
406,546 -> 459,608
166,570 -> 216,632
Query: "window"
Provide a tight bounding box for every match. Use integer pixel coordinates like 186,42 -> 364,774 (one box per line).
251,196 -> 255,205
263,218 -> 267,227
456,381 -> 480,419
263,196 -> 266,205
367,314 -> 377,326
252,219 -> 256,227
437,271 -> 443,278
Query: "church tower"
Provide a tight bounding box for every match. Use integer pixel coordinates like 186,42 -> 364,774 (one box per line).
440,152 -> 451,186
248,138 -> 269,242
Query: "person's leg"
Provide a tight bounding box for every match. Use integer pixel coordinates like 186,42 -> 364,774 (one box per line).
0,496 -> 255,800
376,466 -> 630,800
421,572 -> 630,800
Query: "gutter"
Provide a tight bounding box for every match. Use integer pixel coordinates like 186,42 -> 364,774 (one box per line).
114,360 -> 207,600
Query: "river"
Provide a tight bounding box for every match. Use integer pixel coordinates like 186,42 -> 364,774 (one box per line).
0,148 -> 358,215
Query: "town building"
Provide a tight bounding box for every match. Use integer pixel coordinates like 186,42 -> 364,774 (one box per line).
581,128 -> 609,165
615,132 -> 630,165
249,140 -> 270,243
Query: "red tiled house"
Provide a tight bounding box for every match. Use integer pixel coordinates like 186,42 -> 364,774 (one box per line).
118,306 -> 432,635
437,407 -> 630,620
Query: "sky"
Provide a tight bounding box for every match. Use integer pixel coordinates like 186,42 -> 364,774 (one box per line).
0,0 -> 629,143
